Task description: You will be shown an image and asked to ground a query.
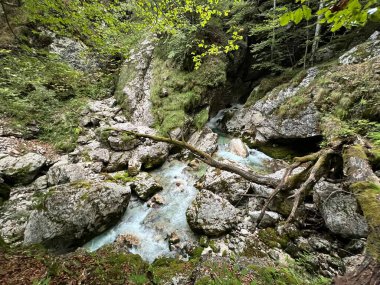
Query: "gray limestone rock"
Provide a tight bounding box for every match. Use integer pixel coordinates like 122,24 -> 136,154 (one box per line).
314,181 -> 368,238
23,181 -> 131,249
0,153 -> 46,185
186,189 -> 239,236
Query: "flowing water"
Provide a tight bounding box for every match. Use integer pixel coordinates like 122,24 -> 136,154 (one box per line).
84,105 -> 273,262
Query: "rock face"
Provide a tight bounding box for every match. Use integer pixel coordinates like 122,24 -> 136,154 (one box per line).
0,153 -> 46,185
130,172 -> 163,200
314,181 -> 368,238
115,39 -> 156,127
226,68 -> 320,143
23,181 -> 131,249
48,32 -> 99,72
339,31 -> 380,65
186,189 -> 239,236
229,138 -> 248,158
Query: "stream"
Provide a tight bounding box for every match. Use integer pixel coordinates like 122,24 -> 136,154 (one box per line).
84,106 -> 273,262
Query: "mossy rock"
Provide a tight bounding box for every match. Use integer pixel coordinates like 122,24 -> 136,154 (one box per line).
258,228 -> 290,249
350,181 -> 380,261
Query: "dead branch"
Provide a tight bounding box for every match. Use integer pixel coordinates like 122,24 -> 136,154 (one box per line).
123,130 -> 280,188
286,149 -> 333,223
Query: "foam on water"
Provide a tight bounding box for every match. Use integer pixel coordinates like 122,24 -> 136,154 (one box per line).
85,105 -> 273,262
84,160 -> 198,263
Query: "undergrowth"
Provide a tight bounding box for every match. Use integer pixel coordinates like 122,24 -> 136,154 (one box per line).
0,49 -> 115,152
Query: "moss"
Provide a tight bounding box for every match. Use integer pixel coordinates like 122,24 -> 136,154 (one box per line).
258,228 -> 290,249
0,50 -> 114,152
255,144 -> 300,161
32,188 -> 56,211
245,69 -> 304,108
343,144 -> 368,162
194,108 -> 209,130
242,241 -> 267,258
150,257 -> 196,283
368,146 -> 380,169
106,172 -> 136,184
70,180 -> 92,189
277,93 -> 311,118
350,181 -> 380,261
150,56 -> 227,135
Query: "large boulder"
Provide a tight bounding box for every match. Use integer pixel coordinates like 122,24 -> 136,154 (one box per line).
229,138 -> 249,158
186,189 -> 239,236
226,68 -> 320,143
314,181 -> 368,238
23,181 -> 131,249
0,153 -> 46,185
130,172 -> 163,200
46,157 -> 94,186
99,123 -> 170,170
187,127 -> 218,155
197,167 -> 251,204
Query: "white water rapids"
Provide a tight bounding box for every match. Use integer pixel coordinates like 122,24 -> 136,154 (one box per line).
84,106 -> 273,262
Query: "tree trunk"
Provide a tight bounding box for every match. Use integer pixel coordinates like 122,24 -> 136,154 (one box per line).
311,0 -> 324,65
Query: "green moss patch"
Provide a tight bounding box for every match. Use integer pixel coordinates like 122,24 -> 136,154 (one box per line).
150,56 -> 226,135
0,49 -> 115,152
350,181 -> 380,261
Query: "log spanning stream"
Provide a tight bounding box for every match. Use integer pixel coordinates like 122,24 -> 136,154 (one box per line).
84,106 -> 273,262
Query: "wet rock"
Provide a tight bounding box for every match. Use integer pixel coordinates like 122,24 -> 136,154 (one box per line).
147,194 -> 165,207
115,233 -> 141,248
229,138 -> 248,158
169,232 -> 180,245
186,189 -> 239,236
0,153 -> 46,185
249,210 -> 282,228
130,172 -> 163,200
187,127 -> 218,154
23,181 -> 131,249
314,181 -> 368,238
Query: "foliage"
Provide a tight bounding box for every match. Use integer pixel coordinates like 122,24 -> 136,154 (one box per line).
21,0 -> 134,56
0,49 -> 114,152
279,0 -> 379,32
132,0 -> 243,69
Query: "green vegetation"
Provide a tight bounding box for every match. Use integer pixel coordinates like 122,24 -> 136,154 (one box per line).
106,172 -> 137,184
350,181 -> 380,261
150,56 -> 226,134
0,50 -> 114,152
